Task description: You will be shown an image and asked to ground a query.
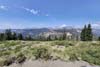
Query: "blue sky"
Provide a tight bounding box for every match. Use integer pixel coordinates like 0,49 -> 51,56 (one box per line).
0,0 -> 100,29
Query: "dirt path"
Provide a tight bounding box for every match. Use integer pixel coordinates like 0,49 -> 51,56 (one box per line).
4,60 -> 100,67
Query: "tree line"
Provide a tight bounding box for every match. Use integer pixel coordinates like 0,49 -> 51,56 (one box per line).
0,24 -> 100,41
0,29 -> 33,41
0,29 -> 72,41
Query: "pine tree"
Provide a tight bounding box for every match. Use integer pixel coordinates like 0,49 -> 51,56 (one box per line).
25,35 -> 33,40
87,24 -> 93,41
98,36 -> 100,41
62,28 -> 66,40
12,32 -> 17,40
81,25 -> 87,41
5,29 -> 12,40
80,24 -> 93,41
0,33 -> 6,41
55,36 -> 58,40
17,33 -> 23,40
47,35 -> 51,41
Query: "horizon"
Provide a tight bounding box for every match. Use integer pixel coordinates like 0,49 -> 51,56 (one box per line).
0,0 -> 100,29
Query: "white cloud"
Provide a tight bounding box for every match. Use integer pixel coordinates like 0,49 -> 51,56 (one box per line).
22,7 -> 39,15
92,23 -> 100,29
0,5 -> 7,10
22,7 -> 51,17
60,24 -> 67,28
30,9 -> 39,15
92,24 -> 100,27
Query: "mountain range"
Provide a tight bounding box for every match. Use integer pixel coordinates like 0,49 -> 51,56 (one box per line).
0,26 -> 100,39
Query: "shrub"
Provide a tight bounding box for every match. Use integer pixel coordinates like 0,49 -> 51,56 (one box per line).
52,41 -> 74,47
0,57 -> 16,66
81,49 -> 100,65
33,47 -> 51,60
16,53 -> 26,64
69,53 -> 79,61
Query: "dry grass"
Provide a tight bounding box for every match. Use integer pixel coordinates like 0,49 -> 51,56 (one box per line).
0,41 -> 100,66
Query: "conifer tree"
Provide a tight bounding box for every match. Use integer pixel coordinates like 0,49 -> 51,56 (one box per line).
0,33 -> 6,41
25,35 -> 33,40
80,24 -> 93,41
62,28 -> 66,40
12,32 -> 17,40
55,36 -> 58,40
81,25 -> 87,41
87,24 -> 93,41
98,36 -> 100,41
5,29 -> 12,40
17,33 -> 23,40
47,35 -> 51,41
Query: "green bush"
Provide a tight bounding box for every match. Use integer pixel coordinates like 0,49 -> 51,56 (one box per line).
16,53 -> 26,64
0,51 -> 11,57
81,49 -> 100,65
52,41 -> 74,47
32,47 -> 51,60
0,57 -> 16,66
69,53 -> 79,61
1,41 -> 100,66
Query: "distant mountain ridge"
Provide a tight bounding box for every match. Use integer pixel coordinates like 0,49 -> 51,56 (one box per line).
0,27 -> 99,38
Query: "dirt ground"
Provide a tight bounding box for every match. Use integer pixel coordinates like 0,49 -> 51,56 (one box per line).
4,60 -> 100,67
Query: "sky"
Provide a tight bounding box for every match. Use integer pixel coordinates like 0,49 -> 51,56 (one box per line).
0,0 -> 100,29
